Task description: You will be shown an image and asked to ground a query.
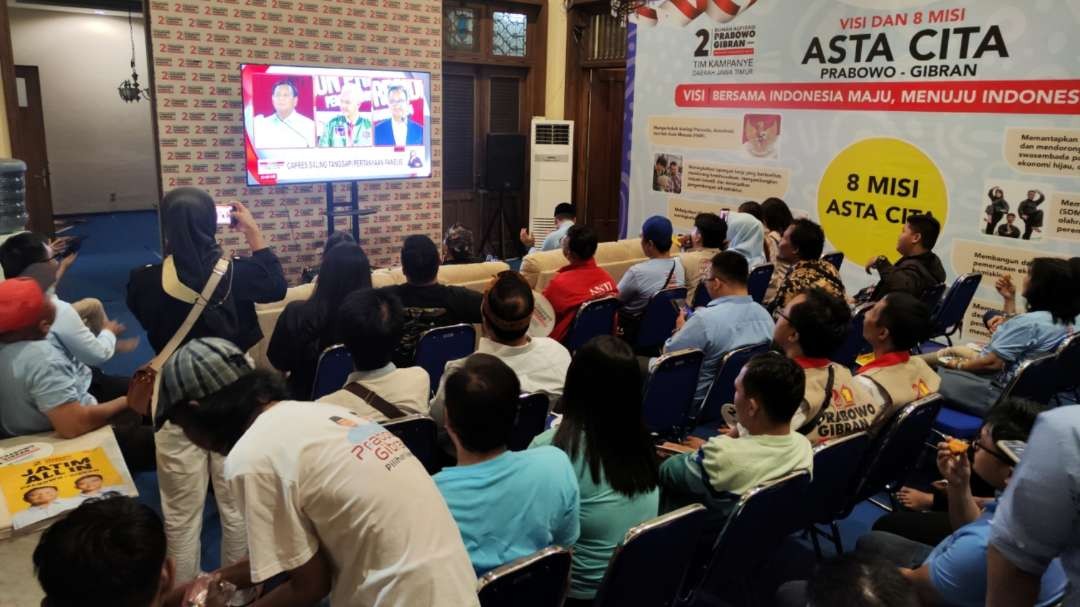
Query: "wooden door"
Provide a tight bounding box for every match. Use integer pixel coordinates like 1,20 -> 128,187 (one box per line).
441,62 -> 529,256
12,65 -> 54,234
582,68 -> 625,243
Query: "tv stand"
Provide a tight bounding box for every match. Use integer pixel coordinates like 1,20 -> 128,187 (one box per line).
325,180 -> 376,243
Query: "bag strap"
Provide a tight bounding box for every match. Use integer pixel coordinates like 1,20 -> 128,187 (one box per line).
146,258 -> 229,425
798,365 -> 836,435
151,258 -> 230,372
664,260 -> 677,289
344,382 -> 407,420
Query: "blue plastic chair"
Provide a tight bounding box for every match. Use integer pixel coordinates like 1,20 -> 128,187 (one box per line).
1054,334 -> 1080,403
920,282 -> 947,313
694,342 -> 770,435
310,344 -> 353,400
804,432 -> 870,556
834,303 -> 872,370
682,471 -> 811,606
846,394 -> 944,514
822,251 -> 844,271
933,408 -> 983,440
414,323 -> 476,396
746,263 -> 775,305
565,296 -> 620,352
382,414 -> 441,474
508,393 -> 550,451
691,281 -> 711,309
477,546 -> 572,607
642,349 -> 704,440
635,287 -> 688,353
926,273 -> 983,347
592,505 -> 707,607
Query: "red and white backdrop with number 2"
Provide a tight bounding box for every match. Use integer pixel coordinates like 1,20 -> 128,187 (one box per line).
148,0 -> 442,280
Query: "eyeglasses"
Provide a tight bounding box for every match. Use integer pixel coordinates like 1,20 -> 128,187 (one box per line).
775,310 -> 791,323
971,439 -> 1014,466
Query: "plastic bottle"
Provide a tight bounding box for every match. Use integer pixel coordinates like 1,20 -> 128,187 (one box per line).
0,159 -> 28,234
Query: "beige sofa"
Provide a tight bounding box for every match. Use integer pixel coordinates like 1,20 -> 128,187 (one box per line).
519,237 -> 705,292
250,261 -> 510,370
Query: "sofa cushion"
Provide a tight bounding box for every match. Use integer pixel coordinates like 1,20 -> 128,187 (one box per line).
520,238 -> 647,292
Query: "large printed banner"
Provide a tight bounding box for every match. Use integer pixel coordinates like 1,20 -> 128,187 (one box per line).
627,0 -> 1080,338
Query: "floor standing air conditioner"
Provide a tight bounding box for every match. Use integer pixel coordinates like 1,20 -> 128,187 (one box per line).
528,118 -> 574,245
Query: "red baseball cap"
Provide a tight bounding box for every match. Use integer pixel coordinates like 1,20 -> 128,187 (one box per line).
0,277 -> 47,333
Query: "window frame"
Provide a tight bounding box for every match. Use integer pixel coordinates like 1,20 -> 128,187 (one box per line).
442,1 -> 541,66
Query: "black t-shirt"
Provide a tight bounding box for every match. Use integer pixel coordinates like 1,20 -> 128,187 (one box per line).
267,299 -> 332,399
127,248 -> 288,354
383,282 -> 482,367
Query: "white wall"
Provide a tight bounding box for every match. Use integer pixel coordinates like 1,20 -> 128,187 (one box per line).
11,6 -> 156,214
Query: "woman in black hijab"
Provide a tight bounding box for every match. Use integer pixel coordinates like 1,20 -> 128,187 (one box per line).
127,187 -> 287,354
126,188 -> 287,585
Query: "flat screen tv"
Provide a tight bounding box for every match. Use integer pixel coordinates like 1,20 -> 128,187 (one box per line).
241,64 -> 432,186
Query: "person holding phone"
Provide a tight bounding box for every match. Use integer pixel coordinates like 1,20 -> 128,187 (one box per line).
126,187 -> 287,586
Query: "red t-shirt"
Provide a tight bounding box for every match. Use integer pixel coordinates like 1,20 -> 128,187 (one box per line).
542,258 -> 618,342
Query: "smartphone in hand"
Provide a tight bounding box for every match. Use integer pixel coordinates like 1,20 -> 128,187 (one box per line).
215,205 -> 234,226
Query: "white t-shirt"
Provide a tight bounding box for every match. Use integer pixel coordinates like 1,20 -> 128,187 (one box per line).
430,337 -> 572,430
317,364 -> 430,422
224,401 -> 479,607
254,111 -> 316,148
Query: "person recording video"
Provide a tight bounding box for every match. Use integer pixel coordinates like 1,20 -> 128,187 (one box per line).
253,80 -> 316,149
320,83 -> 374,147
374,85 -> 424,147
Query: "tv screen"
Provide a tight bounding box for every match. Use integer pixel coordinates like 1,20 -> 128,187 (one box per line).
241,64 -> 432,186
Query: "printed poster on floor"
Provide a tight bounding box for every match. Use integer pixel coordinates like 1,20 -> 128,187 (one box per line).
624,0 -> 1080,340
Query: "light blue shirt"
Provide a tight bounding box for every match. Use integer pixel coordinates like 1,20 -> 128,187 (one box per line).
664,295 -> 774,402
536,220 -> 575,254
617,257 -> 686,317
991,405 -> 1080,604
0,339 -> 97,438
530,429 -> 659,599
434,447 -> 580,574
927,501 -> 1066,607
986,311 -> 1071,385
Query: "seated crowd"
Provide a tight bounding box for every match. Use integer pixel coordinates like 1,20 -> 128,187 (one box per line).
3,189 -> 1080,607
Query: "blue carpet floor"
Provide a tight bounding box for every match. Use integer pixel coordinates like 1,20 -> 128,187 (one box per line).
57,211 -> 222,572
56,211 -> 161,377
57,211 -> 894,590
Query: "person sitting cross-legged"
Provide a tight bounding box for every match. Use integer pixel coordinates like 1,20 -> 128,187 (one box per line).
0,278 -> 130,442
434,353 -> 581,574
854,398 -> 1067,607
659,352 -> 813,530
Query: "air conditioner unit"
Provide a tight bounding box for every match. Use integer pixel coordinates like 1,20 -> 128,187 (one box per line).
528,118 -> 574,245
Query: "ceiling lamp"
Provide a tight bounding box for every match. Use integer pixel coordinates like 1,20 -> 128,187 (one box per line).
118,10 -> 150,102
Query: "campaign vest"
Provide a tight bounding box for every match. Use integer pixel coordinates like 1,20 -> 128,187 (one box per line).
800,363 -> 879,444
858,354 -> 941,422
